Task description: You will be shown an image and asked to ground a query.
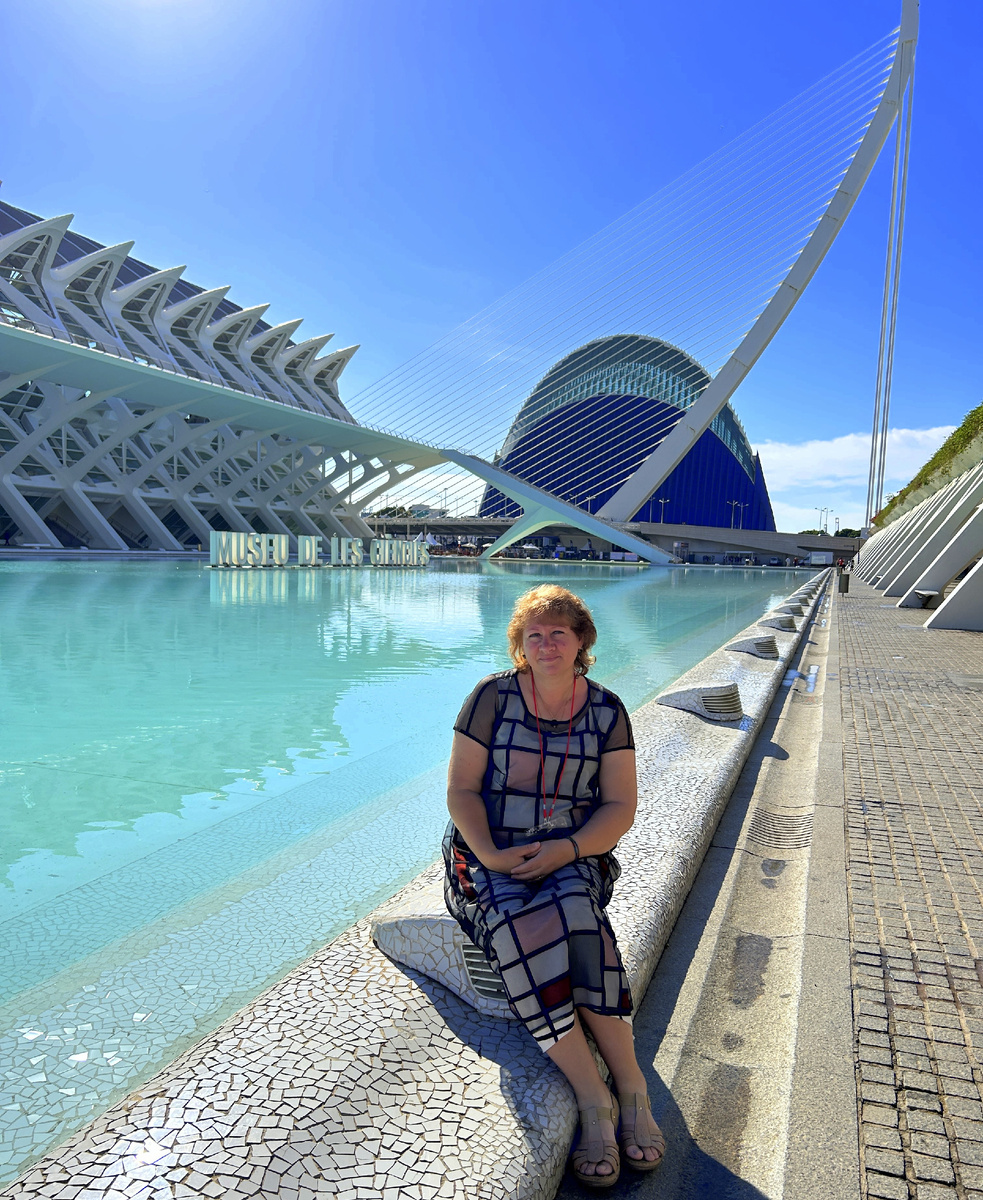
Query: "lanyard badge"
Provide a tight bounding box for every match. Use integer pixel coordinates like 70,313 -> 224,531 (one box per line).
523,675 -> 576,837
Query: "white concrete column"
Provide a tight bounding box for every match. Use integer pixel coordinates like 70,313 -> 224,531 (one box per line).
881,464 -> 983,597
898,503 -> 983,610
479,505 -> 562,559
215,501 -> 255,534
861,498 -> 935,581
166,495 -> 215,546
0,476 -> 63,546
115,490 -> 185,550
856,527 -> 888,574
924,554 -> 983,631
60,481 -> 129,550
871,482 -> 962,587
858,512 -> 915,579
253,502 -> 294,539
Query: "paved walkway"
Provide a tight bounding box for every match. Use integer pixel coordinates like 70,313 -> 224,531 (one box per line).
839,579 -> 983,1200
551,577 -> 983,1199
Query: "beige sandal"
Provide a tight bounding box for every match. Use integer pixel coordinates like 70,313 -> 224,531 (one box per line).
618,1091 -> 665,1172
570,1094 -> 620,1188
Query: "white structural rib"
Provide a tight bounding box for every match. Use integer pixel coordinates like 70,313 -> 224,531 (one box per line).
110,266 -> 186,312
108,266 -> 187,354
246,319 -> 303,363
870,481 -> 956,583
595,0 -> 918,523
857,513 -> 907,578
858,492 -> 927,581
889,464 -> 983,599
205,304 -> 269,356
309,345 -> 359,390
49,241 -> 135,336
279,334 -> 332,374
903,498 -> 983,608
852,455 -> 983,633
924,555 -> 983,631
0,214 -> 73,320
246,319 -> 303,385
162,286 -> 231,332
440,450 -> 671,563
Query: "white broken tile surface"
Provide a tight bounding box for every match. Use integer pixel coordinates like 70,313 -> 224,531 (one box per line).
2,577 -> 826,1199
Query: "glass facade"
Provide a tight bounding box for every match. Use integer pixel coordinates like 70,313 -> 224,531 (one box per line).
480,334 -> 776,530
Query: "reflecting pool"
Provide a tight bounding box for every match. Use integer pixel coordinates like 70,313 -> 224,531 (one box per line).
0,559 -> 809,1179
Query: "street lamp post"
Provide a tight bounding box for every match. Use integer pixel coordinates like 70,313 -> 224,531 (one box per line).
727,500 -> 740,528
657,497 -> 670,523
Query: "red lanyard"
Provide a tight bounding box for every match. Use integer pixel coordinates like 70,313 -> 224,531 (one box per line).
530,675 -> 577,827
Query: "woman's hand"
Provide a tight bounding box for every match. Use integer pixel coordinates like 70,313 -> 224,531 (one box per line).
509,839 -> 576,881
477,843 -> 541,874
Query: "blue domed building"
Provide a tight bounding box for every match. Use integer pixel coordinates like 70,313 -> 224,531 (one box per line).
479,334 -> 775,530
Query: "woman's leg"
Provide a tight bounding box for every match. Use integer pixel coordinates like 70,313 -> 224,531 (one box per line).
578,1009 -> 663,1164
546,1013 -> 617,1179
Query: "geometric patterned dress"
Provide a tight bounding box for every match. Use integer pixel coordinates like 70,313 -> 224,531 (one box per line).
442,669 -> 635,1051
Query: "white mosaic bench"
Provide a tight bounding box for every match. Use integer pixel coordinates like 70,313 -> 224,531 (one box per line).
373,881 -> 514,1021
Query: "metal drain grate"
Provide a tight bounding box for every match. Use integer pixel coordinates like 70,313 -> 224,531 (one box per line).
462,942 -> 508,1000
701,682 -> 744,719
747,809 -> 813,849
760,615 -> 796,632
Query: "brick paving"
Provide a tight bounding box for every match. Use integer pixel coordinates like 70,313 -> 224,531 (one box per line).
838,579 -> 983,1200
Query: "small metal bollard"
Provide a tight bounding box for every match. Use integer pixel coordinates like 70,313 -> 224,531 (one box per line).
838,572 -> 850,593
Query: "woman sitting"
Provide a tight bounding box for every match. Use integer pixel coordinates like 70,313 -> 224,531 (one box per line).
442,584 -> 665,1187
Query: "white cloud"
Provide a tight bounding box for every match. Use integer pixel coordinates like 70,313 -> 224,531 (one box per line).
769,499 -> 866,532
753,426 -> 955,532
753,427 -> 955,492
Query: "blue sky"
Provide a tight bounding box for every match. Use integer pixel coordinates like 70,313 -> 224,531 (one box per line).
2,0 -> 979,529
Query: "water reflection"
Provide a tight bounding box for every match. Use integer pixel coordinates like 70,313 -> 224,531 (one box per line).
0,563 -> 806,914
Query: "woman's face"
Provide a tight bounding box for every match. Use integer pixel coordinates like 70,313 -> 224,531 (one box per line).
521,619 -> 583,678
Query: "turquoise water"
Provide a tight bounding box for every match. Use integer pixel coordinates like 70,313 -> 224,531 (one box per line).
0,559 -> 807,1178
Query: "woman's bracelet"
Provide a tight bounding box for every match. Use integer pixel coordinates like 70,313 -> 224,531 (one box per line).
567,835 -> 581,862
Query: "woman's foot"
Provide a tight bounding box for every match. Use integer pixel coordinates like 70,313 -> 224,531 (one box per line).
570,1093 -> 620,1188
618,1092 -> 665,1171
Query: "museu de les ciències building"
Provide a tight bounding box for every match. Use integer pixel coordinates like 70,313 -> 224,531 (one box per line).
0,200 -> 442,551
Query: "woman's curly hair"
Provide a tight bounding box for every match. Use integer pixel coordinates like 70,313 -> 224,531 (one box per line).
507,585 -> 597,675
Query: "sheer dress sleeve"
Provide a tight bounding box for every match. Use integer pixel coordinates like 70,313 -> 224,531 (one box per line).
452,675 -> 501,748
601,695 -> 635,752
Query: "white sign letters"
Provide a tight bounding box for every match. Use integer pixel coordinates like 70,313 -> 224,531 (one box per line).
209,531 -> 429,569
